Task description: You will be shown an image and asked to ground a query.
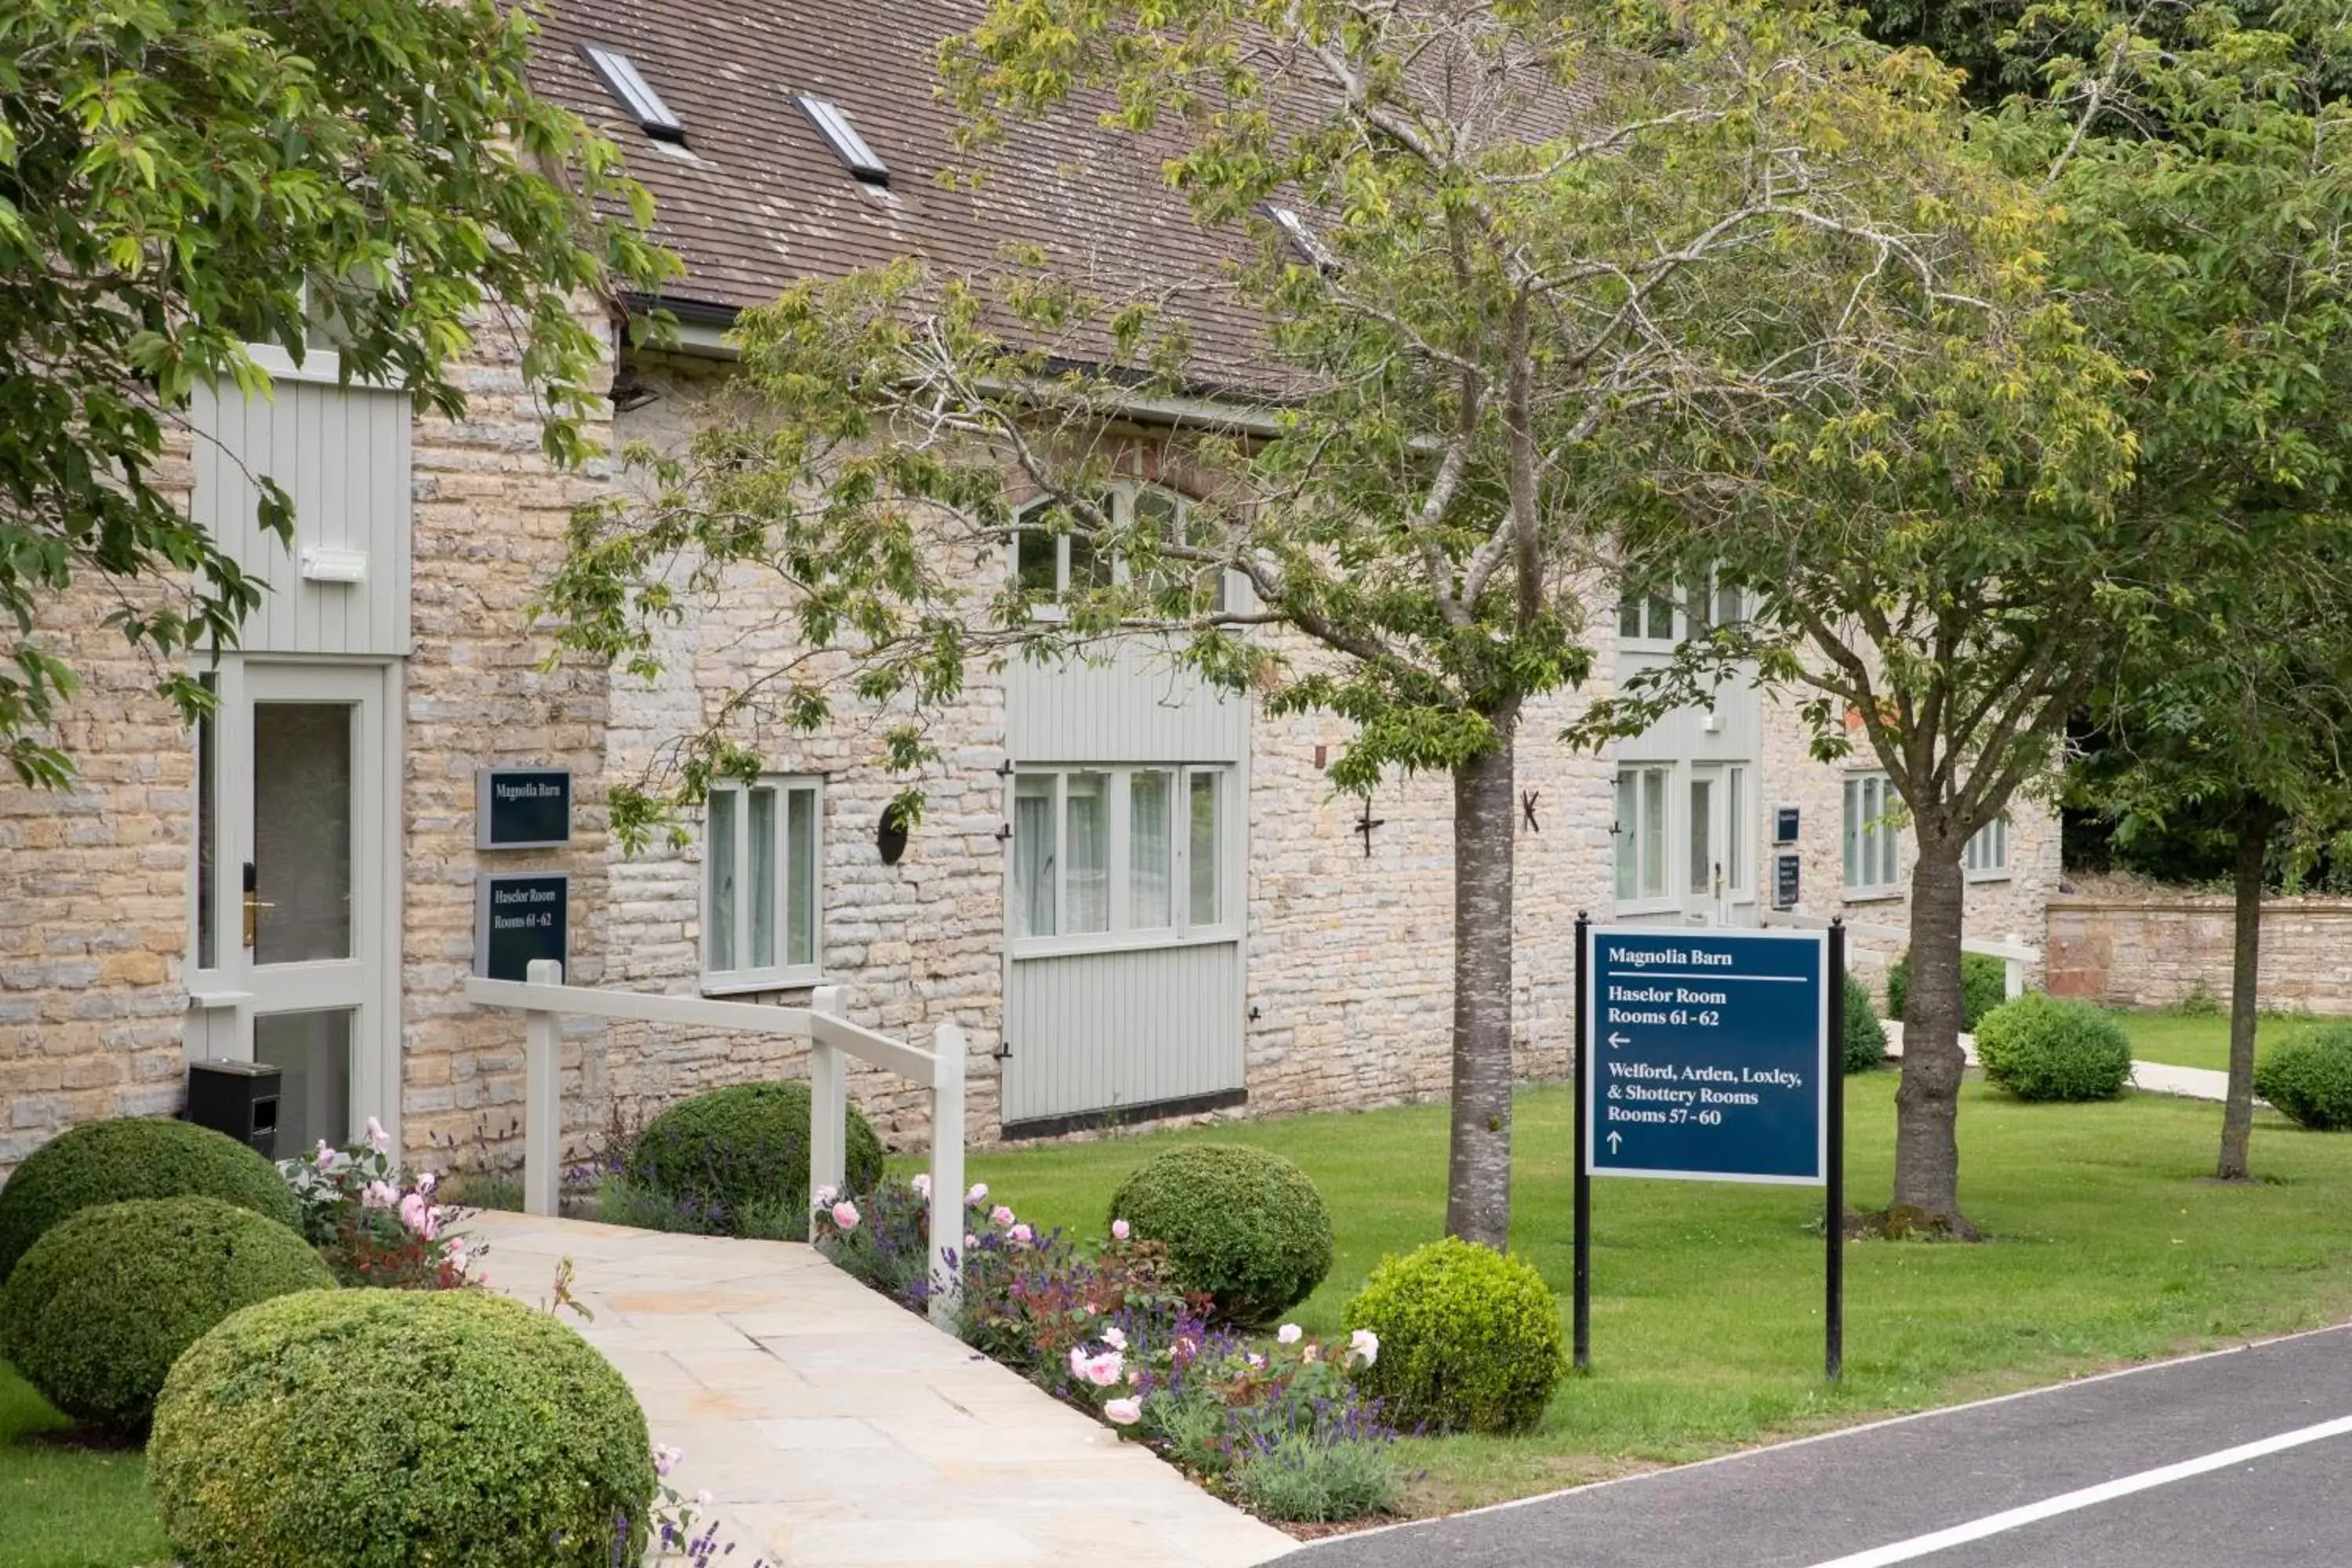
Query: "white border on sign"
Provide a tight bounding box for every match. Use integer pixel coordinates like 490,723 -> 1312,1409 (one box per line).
1582,923 -> 1831,1185
474,768 -> 575,851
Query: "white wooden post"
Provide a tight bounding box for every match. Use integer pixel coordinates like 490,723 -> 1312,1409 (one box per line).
808,985 -> 848,1224
927,1021 -> 967,1327
523,958 -> 564,1218
2004,933 -> 2025,1001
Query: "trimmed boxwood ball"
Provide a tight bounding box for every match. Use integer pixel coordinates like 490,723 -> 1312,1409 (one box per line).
151,1287 -> 657,1568
1886,950 -> 2010,1032
1842,972 -> 1889,1074
626,1080 -> 884,1235
1110,1143 -> 1333,1326
0,1195 -> 332,1434
2254,1026 -> 2352,1131
1973,993 -> 2133,1102
1344,1237 -> 1565,1436
0,1116 -> 301,1283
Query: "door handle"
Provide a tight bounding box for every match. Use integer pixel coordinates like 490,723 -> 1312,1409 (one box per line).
241,862 -> 274,949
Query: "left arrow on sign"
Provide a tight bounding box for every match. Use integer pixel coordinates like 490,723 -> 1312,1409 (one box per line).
1606,1032 -> 1630,1047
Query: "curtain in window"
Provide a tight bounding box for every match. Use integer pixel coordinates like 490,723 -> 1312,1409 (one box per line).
1130,771 -> 1173,927
786,786 -> 818,966
1013,775 -> 1057,937
1189,771 -> 1220,925
1065,772 -> 1109,933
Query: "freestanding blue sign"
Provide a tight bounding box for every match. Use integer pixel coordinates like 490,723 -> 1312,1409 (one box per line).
1571,916 -> 1849,1381
1584,927 -> 1829,1185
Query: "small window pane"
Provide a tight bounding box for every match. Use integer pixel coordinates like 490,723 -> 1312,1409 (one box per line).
1131,771 -> 1174,928
787,786 -> 818,966
708,789 -> 738,971
1014,775 -> 1057,937
195,676 -> 217,971
1689,777 -> 1714,895
1725,768 -> 1747,893
1646,594 -> 1675,640
1066,771 -> 1109,935
1716,579 -> 1745,627
1614,771 -> 1639,898
1619,597 -> 1643,640
1067,529 -> 1110,592
1640,768 -> 1666,898
1016,523 -> 1059,595
1842,779 -> 1862,889
749,787 -> 777,971
1189,771 -> 1221,926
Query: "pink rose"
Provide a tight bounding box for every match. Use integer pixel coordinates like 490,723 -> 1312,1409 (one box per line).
313,1142 -> 341,1173
364,1116 -> 390,1154
989,1204 -> 1014,1226
910,1173 -> 932,1198
1102,1325 -> 1127,1351
361,1180 -> 397,1210
1246,1352 -> 1265,1369
813,1184 -> 838,1207
1008,1222 -> 1033,1244
1110,1218 -> 1131,1241
831,1200 -> 861,1232
1348,1328 -> 1380,1367
1068,1346 -> 1090,1381
654,1444 -> 684,1479
1083,1351 -> 1124,1388
966,1182 -> 989,1203
964,1233 -> 979,1250
1104,1397 -> 1142,1425
416,1171 -> 437,1196
1276,1323 -> 1303,1345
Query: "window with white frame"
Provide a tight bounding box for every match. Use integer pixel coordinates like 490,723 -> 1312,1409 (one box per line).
702,777 -> 822,989
1965,813 -> 2011,880
1014,488 -> 1225,613
1842,772 -> 1902,896
1011,764 -> 1230,946
1617,569 -> 1748,646
1614,765 -> 1671,902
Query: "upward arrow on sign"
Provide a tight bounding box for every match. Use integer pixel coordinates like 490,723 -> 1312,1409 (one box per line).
1606,1131 -> 1622,1153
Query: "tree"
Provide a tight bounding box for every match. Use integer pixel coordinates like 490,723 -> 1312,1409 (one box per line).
0,0 -> 675,786
547,2 -> 2106,1245
2039,5 -> 2352,1181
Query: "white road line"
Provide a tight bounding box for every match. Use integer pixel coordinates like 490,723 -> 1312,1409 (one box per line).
1802,1414 -> 2352,1568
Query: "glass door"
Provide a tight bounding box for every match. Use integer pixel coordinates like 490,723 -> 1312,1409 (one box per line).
202,663 -> 391,1155
1683,768 -> 1727,924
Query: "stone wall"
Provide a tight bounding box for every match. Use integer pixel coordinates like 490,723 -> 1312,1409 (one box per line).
2046,896 -> 2352,1014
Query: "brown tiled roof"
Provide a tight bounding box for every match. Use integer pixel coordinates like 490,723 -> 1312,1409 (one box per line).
528,0 -> 1272,390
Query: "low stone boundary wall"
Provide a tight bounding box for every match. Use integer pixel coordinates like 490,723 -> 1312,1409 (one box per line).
2045,895 -> 2352,1012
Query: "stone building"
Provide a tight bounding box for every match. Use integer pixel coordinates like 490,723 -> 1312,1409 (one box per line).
0,1 -> 2057,1178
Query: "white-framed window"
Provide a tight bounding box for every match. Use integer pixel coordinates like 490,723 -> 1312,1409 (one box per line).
1616,569 -> 1748,647
1842,771 -> 1902,897
702,776 -> 823,992
1011,763 -> 1232,951
1012,487 -> 1226,614
1965,813 -> 2011,881
1723,764 -> 1750,899
1615,765 -> 1671,902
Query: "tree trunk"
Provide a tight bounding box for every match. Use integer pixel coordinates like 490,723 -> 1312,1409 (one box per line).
1893,843 -> 1973,1232
1446,714 -> 1518,1250
2217,793 -> 2273,1181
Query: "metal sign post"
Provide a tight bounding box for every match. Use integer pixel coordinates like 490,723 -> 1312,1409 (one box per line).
1573,920 -> 1846,1381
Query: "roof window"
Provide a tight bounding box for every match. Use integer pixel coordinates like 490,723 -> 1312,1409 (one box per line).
584,45 -> 685,142
797,95 -> 890,186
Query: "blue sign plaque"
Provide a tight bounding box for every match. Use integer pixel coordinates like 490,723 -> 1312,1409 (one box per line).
1583,927 -> 1829,1185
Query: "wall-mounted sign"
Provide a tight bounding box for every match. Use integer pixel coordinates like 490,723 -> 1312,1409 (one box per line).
474,873 -> 568,981
1773,851 -> 1802,911
1774,806 -> 1802,845
476,768 -> 572,849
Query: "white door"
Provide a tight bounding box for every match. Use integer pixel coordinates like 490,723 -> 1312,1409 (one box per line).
1683,767 -> 1729,924
203,662 -> 397,1153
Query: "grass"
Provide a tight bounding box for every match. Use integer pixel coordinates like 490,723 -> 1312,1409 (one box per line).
960,1072 -> 2352,1515
2111,1007 -> 2346,1073
0,1363 -> 169,1568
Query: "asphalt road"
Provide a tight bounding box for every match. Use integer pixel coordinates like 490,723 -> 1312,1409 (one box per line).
1282,1324 -> 2352,1568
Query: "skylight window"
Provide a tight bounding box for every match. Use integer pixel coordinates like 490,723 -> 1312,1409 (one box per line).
1266,205 -> 1340,273
583,45 -> 685,142
797,95 -> 890,186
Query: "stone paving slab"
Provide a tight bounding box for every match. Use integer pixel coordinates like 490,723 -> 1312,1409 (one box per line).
463,1210 -> 1295,1568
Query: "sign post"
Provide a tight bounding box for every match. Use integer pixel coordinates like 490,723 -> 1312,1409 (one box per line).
1573,920 -> 1845,1380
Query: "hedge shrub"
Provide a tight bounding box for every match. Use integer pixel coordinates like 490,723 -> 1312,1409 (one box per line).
151,1288 -> 656,1568
1343,1238 -> 1565,1436
0,1117 -> 300,1283
1886,950 -> 2011,1032
1973,993 -> 2133,1102
1842,973 -> 1888,1074
0,1196 -> 332,1433
2255,1026 -> 2352,1131
624,1080 -> 883,1237
1109,1144 -> 1333,1326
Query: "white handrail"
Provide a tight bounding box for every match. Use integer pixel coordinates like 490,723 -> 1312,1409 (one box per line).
1756,911 -> 2041,999
463,960 -> 967,1323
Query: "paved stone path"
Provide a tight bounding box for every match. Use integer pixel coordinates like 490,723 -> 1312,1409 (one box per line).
1882,1022 -> 2234,1103
463,1210 -> 1294,1568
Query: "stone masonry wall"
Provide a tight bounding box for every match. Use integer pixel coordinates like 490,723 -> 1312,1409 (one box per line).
2046,897 -> 2352,1014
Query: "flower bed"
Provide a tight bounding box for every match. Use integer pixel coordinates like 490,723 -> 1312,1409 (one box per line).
279,1117 -> 478,1288
813,1178 -> 1402,1525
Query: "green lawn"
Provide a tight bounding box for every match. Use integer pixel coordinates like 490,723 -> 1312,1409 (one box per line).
2111,1007 -> 2345,1073
963,1074 -> 2352,1513
0,1363 -> 169,1568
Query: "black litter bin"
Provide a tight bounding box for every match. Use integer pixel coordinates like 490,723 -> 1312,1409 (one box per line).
186,1058 -> 282,1159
